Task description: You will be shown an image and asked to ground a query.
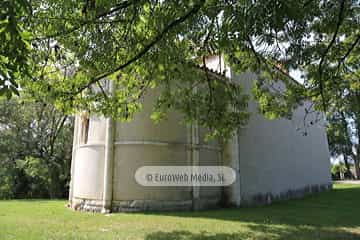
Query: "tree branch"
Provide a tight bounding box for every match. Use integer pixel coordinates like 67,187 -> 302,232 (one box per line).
49,115 -> 68,157
33,0 -> 134,40
337,34 -> 360,69
71,0 -> 205,95
318,0 -> 345,112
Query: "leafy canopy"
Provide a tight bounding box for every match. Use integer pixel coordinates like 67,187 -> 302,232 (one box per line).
1,0 -> 359,140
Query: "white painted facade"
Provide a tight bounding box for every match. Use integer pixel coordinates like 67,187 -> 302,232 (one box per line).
69,58 -> 332,212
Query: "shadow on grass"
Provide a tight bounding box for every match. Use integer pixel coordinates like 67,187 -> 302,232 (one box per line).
144,227 -> 359,240
145,186 -> 360,229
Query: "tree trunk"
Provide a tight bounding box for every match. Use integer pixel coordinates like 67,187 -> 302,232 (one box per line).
343,154 -> 352,178
48,167 -> 63,199
339,112 -> 353,178
356,116 -> 360,180
354,93 -> 360,179
355,143 -> 360,180
354,158 -> 360,180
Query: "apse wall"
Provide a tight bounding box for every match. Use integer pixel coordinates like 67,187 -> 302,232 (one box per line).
70,88 -> 223,212
71,115 -> 106,210
112,89 -> 222,211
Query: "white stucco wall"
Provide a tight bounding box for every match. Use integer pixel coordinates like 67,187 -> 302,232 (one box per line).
112,89 -> 193,202
232,71 -> 332,203
70,60 -> 332,211
73,145 -> 105,200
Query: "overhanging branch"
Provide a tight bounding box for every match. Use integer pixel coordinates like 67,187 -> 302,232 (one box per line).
34,0 -> 134,40
337,34 -> 360,69
71,0 -> 205,95
318,0 -> 345,112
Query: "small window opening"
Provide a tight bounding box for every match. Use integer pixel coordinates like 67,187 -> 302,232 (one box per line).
80,112 -> 90,144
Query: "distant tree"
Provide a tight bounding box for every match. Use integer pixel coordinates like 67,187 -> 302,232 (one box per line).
331,162 -> 348,180
0,97 -> 73,198
325,47 -> 360,178
327,112 -> 354,178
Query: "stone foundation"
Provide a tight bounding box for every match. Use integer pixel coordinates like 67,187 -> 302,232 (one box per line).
240,183 -> 332,206
112,200 -> 193,212
70,198 -> 221,213
70,183 -> 332,212
71,198 -> 103,212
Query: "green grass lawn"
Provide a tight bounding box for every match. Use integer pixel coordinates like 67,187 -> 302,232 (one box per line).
0,184 -> 359,240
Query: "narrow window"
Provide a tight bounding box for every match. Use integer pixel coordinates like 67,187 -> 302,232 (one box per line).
80,112 -> 90,144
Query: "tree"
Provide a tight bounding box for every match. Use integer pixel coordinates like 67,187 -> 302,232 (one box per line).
0,0 -> 31,97
331,162 -> 348,180
0,97 -> 73,198
327,111 -> 354,178
0,0 -> 359,141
